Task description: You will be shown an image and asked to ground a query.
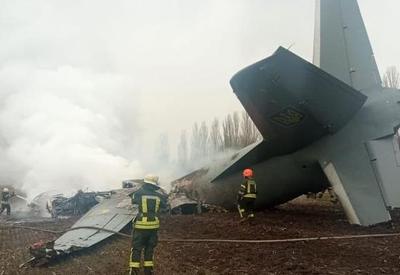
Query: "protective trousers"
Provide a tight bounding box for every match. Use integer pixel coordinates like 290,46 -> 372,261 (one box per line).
129,229 -> 158,275
238,197 -> 255,219
0,203 -> 10,215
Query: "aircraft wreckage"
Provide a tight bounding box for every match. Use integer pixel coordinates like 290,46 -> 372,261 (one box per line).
172,0 -> 400,227
24,0 -> 400,266
26,180 -> 218,266
29,190 -> 111,218
28,182 -> 151,266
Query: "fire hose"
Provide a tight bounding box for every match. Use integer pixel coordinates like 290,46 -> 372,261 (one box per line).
2,224 -> 400,244
0,225 -> 131,238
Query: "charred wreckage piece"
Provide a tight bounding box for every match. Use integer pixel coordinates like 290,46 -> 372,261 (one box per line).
46,190 -> 111,218
27,185 -> 142,267
28,190 -> 109,218
26,180 -> 174,267
25,179 -> 223,267
169,170 -> 228,214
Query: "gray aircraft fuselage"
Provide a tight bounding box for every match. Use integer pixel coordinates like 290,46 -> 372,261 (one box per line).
172,0 -> 400,226
181,87 -> 400,223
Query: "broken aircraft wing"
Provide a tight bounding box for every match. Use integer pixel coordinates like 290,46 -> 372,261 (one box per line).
53,187 -> 138,253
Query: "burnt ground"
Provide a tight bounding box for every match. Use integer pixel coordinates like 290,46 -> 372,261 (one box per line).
1,198 -> 400,274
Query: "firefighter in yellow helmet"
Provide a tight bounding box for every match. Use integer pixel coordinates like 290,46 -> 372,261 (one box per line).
237,169 -> 257,220
129,175 -> 167,275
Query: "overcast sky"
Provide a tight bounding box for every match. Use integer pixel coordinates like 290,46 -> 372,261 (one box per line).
0,0 -> 399,196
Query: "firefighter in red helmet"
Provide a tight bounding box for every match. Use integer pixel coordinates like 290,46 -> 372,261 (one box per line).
237,169 -> 257,220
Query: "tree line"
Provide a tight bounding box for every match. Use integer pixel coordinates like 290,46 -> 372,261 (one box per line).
383,66 -> 400,89
154,66 -> 399,175
177,111 -> 261,170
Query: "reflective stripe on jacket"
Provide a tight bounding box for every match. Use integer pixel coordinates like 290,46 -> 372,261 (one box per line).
132,185 -> 167,230
239,179 -> 257,199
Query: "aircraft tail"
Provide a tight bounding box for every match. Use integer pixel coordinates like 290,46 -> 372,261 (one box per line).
213,47 -> 366,181
313,0 -> 381,91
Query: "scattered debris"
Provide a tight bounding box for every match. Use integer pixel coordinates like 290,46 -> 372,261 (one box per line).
22,178 -> 225,267
202,204 -> 228,213
169,187 -> 227,215
46,190 -> 111,218
28,190 -> 113,218
28,240 -> 57,267
4,205 -> 400,274
169,192 -> 200,215
27,187 -> 140,266
25,180 -> 172,267
169,170 -> 207,214
122,179 -> 144,189
306,187 -> 338,204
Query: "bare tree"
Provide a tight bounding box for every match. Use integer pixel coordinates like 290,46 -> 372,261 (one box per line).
209,118 -> 222,153
198,121 -> 209,158
383,66 -> 400,89
222,112 -> 242,150
232,112 -> 241,148
222,114 -> 234,150
239,111 -> 261,147
155,133 -> 170,164
177,130 -> 188,169
190,123 -> 201,162
186,111 -> 262,161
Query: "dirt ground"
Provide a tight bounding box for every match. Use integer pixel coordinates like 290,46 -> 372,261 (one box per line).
1,199 -> 400,274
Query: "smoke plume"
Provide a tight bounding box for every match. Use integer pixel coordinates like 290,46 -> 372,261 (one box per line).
0,65 -> 144,199
0,0 -> 323,198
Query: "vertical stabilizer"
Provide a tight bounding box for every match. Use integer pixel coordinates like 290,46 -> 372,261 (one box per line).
313,0 -> 381,91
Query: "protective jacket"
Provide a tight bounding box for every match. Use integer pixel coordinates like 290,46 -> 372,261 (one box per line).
1,192 -> 12,205
132,184 -> 167,230
129,184 -> 167,275
238,178 -> 257,199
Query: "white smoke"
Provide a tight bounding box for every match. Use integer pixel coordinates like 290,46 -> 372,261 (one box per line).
0,64 -> 143,199
0,0 -> 325,199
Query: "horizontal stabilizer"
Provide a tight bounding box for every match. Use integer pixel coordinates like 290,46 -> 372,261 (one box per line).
366,135 -> 400,209
212,139 -> 293,181
230,47 -> 366,155
321,145 -> 391,226
212,140 -> 265,181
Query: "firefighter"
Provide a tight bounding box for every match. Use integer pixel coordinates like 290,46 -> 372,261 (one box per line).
0,188 -> 15,216
129,175 -> 167,275
237,169 -> 257,220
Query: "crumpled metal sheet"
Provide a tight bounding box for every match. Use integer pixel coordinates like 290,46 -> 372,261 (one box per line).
48,191 -> 104,218
169,193 -> 198,210
54,187 -> 139,253
169,177 -> 200,214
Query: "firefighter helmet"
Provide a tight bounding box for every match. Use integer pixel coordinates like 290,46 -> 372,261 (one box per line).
242,169 -> 254,178
144,174 -> 159,186
3,187 -> 9,192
